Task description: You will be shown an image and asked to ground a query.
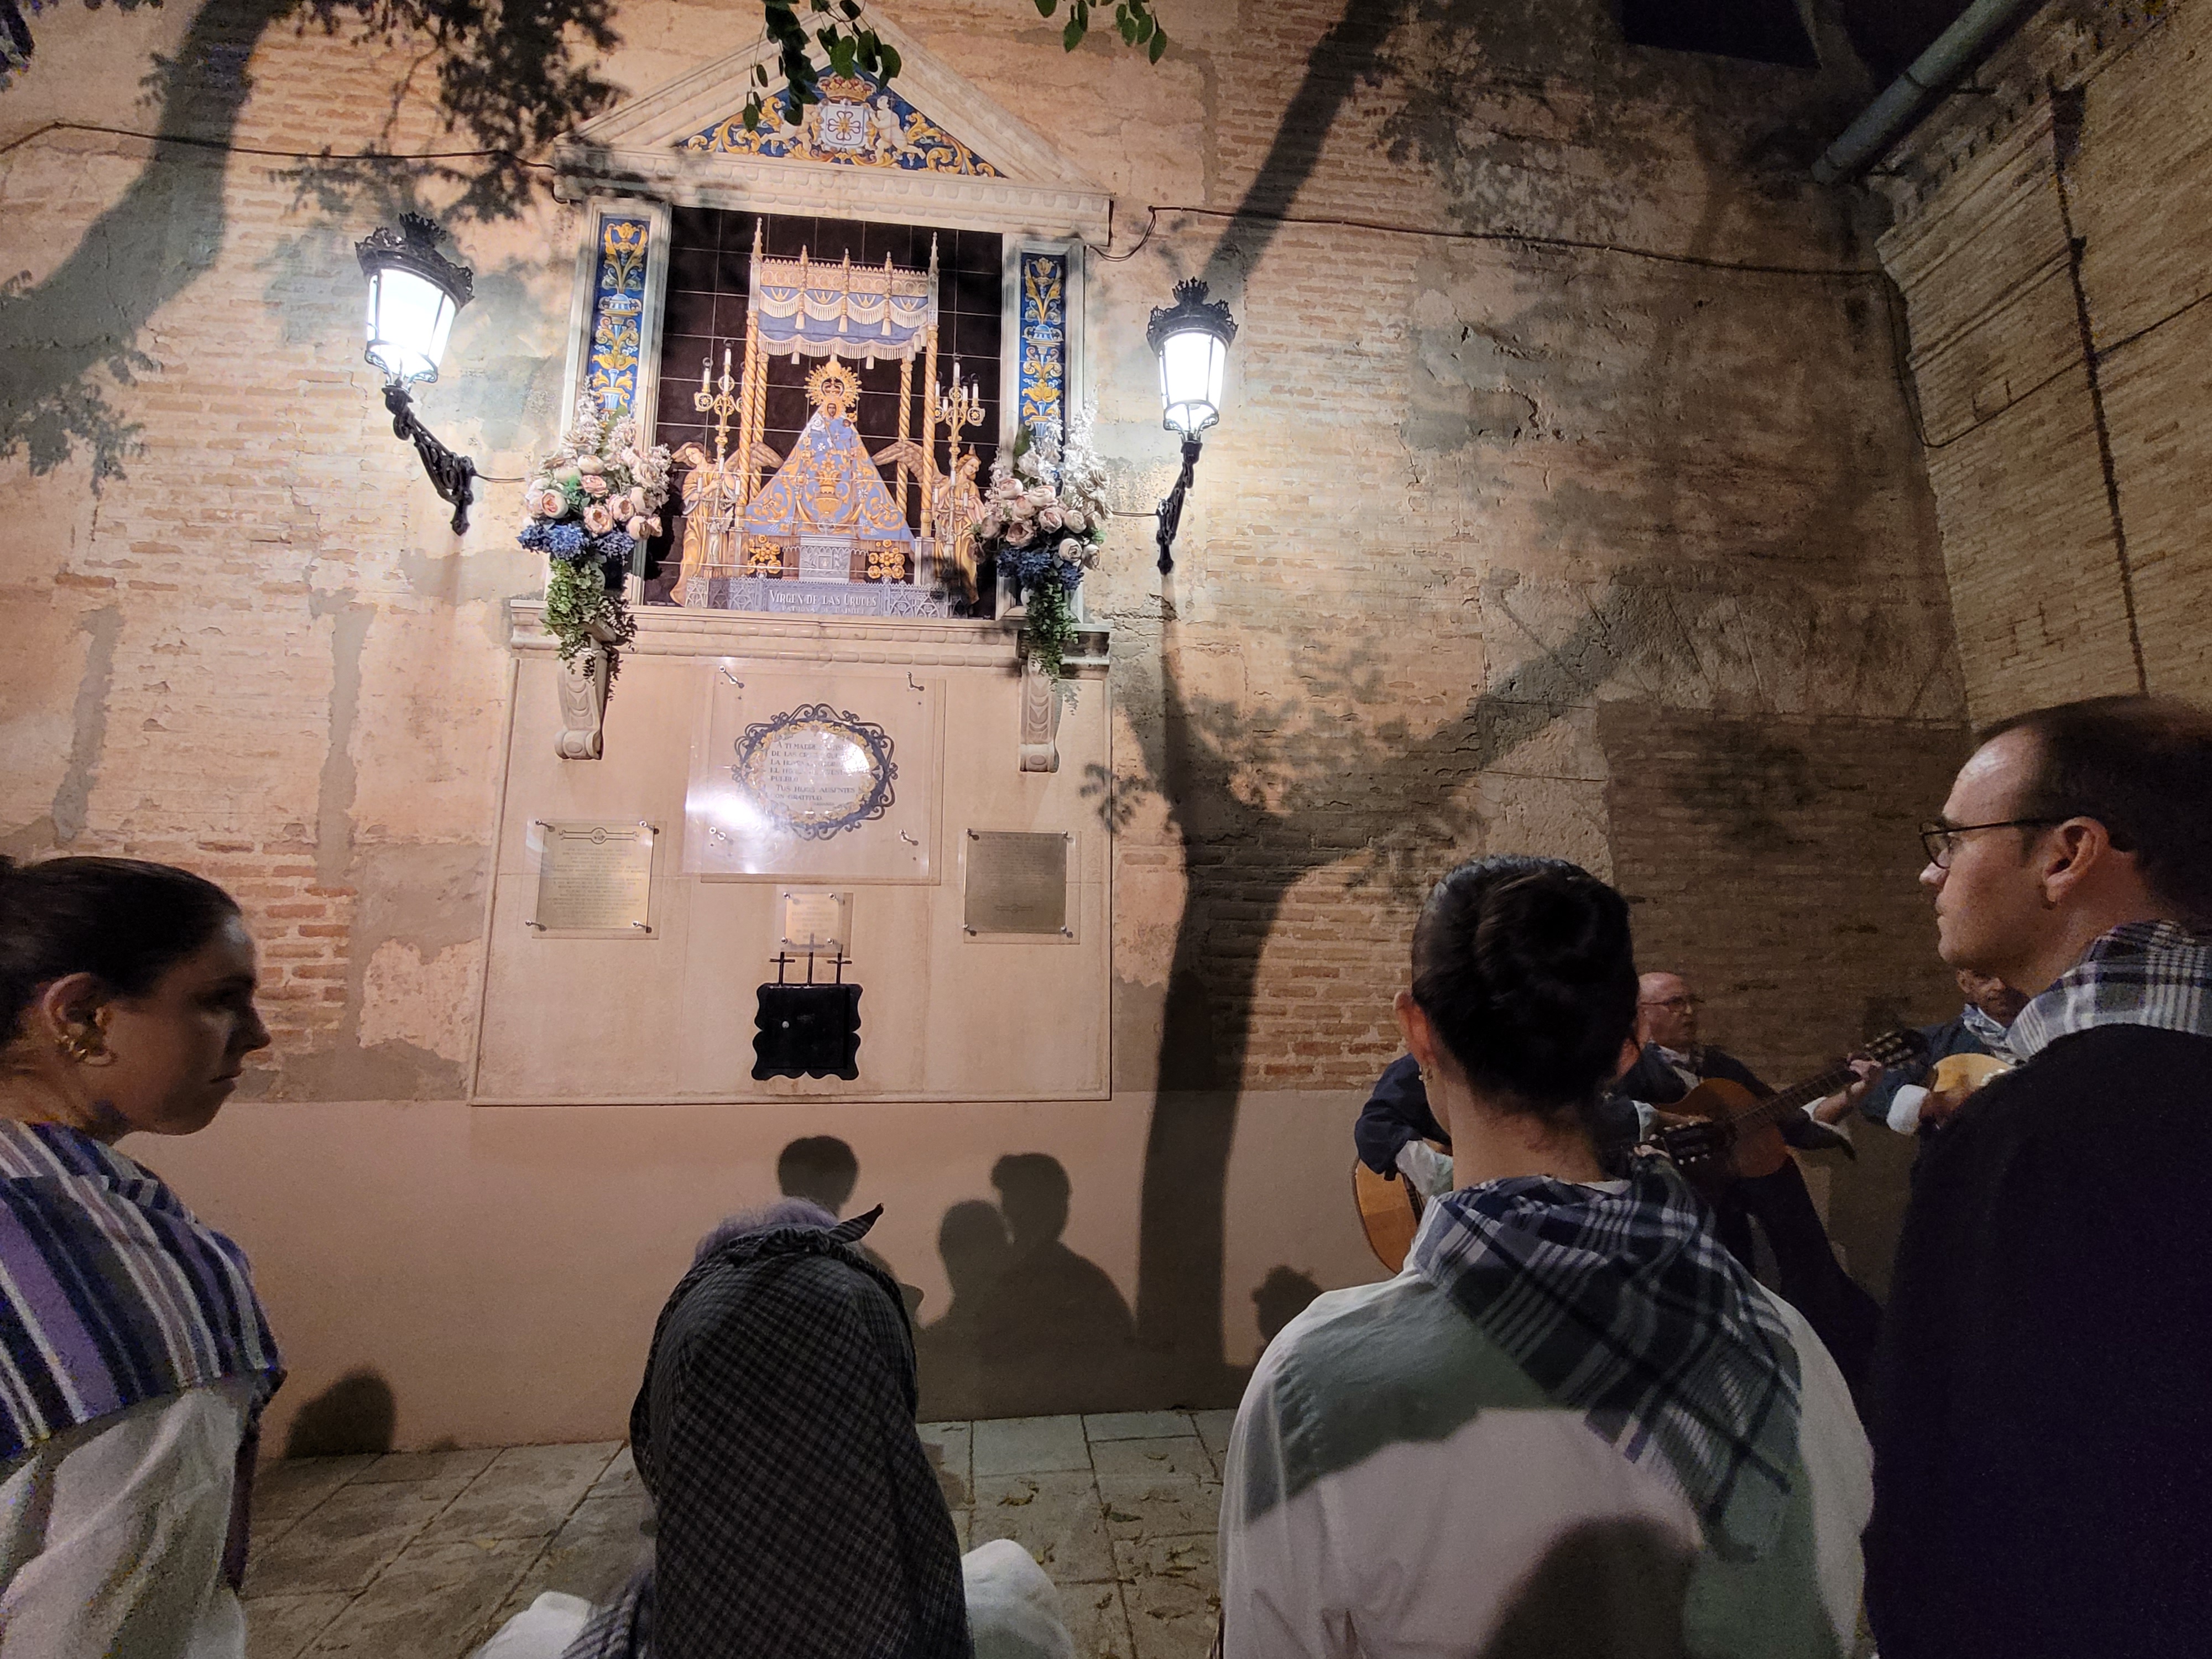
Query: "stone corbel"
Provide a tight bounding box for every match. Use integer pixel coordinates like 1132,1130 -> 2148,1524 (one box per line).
1018,662 -> 1062,773
554,628 -> 618,760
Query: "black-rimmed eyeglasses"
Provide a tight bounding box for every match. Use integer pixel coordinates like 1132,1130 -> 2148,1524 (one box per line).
1918,818 -> 2060,868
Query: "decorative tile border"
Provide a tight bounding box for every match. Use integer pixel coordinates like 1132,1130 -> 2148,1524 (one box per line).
1017,249 -> 1068,437
584,212 -> 654,415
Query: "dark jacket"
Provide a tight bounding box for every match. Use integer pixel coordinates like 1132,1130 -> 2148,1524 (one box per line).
1354,1053 -> 1641,1177
1856,1008 -> 2003,1126
1866,1025 -> 2212,1659
1614,1041 -> 1768,1108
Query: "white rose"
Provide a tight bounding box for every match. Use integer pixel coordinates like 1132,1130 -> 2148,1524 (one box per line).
1059,538 -> 1081,558
576,456 -> 604,475
1061,508 -> 1087,533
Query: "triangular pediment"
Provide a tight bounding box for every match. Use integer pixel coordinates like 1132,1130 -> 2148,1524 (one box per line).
556,12 -> 1109,238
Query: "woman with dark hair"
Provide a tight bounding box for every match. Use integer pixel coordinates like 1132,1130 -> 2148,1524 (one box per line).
0,855 -> 282,1656
1218,856 -> 1871,1657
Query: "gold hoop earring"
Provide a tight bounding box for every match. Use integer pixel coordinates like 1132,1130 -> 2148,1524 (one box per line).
59,1026 -> 114,1068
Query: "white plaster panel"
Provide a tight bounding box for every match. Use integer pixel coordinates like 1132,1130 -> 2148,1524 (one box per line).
476,614 -> 1110,1102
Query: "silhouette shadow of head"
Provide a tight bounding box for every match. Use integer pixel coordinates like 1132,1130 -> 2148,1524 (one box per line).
914,1199 -> 1015,1420
937,1198 -> 1015,1308
1254,1266 -> 1323,1347
990,1152 -> 1071,1254
778,1135 -> 860,1217
281,1367 -> 397,1458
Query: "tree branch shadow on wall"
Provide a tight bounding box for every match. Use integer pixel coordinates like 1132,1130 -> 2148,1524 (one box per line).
1110,0 -> 1945,1411
0,0 -> 619,486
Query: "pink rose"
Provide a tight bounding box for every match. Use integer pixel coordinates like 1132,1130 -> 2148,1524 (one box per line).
582,474 -> 611,498
1039,507 -> 1065,530
533,488 -> 567,519
1006,526 -> 1032,547
583,502 -> 616,535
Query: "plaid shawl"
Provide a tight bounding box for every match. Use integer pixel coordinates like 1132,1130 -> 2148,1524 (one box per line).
564,1207 -> 969,1659
2010,921 -> 2212,1060
0,1119 -> 282,1459
1409,1158 -> 1802,1562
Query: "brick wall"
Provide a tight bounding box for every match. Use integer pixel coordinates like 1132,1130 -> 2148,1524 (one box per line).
1878,0 -> 2212,721
0,1 -> 1975,1431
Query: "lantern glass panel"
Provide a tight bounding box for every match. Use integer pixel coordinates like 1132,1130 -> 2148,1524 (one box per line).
1158,328 -> 1226,436
365,267 -> 457,384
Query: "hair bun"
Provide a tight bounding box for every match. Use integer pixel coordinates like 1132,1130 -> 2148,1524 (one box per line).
1411,856 -> 1639,1121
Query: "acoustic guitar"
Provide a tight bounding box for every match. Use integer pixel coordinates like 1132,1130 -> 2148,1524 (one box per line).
1353,1143 -> 1442,1274
1656,1026 -> 1931,1194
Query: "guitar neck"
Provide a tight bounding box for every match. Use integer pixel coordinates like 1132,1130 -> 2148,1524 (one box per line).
1723,1062 -> 1859,1131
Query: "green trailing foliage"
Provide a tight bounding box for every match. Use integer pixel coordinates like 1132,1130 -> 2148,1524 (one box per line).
542,556 -> 637,684
742,0 -> 1168,131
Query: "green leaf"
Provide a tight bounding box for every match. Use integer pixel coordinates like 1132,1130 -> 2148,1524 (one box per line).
1063,13 -> 1084,50
1149,27 -> 1167,61
878,42 -> 902,78
743,96 -> 763,132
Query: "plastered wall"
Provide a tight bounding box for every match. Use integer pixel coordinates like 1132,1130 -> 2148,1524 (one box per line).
0,0 -> 1967,1446
1876,0 -> 2212,722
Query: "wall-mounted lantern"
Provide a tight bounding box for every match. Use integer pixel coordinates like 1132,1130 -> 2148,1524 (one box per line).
1145,278 -> 1237,574
355,213 -> 478,534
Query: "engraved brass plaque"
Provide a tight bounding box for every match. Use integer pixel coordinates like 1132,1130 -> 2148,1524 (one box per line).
530,821 -> 658,936
963,831 -> 1071,937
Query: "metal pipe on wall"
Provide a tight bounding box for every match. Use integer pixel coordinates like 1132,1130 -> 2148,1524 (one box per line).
1811,0 -> 2044,184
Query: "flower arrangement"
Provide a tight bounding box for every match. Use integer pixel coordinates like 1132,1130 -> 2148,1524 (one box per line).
974,410 -> 1109,681
519,398 -> 672,677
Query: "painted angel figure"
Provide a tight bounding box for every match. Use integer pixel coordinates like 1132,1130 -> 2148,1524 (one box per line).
672,442 -> 744,599
931,451 -> 986,603
868,97 -> 917,161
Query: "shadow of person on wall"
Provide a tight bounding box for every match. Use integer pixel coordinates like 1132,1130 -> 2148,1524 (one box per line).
915,1156 -> 1144,1420
1253,1266 -> 1323,1350
281,1367 -> 396,1458
914,1199 -> 1017,1421
982,1154 -> 1141,1416
775,1134 -> 925,1318
777,1135 -> 860,1214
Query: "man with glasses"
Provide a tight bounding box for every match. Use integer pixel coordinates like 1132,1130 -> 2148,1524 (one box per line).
1866,695 -> 2212,1659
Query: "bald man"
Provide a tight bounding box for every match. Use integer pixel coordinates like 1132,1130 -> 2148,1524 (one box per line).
1620,970 -> 1881,1407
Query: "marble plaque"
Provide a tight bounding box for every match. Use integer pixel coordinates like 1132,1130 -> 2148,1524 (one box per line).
685,663 -> 938,881
780,889 -> 849,953
530,821 -> 657,936
963,831 -> 1071,936
732,706 -> 896,839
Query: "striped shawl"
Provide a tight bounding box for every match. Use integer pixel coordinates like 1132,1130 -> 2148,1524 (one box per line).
0,1118 -> 283,1461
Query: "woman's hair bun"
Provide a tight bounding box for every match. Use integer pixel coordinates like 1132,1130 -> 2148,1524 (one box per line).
1411,855 -> 1638,1123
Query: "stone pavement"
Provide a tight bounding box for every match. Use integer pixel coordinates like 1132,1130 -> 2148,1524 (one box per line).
243,1410 -> 1232,1659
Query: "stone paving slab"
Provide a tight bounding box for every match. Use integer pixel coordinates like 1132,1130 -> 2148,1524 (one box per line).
1088,1436 -> 1214,1480
1061,1578 -> 1138,1659
303,1537 -> 540,1658
251,1455 -> 379,1532
244,1424 -> 1228,1659
241,1592 -> 351,1659
418,1443 -> 622,1546
973,1413 -> 1092,1477
972,1470 -> 1119,1583
354,1448 -> 501,1486
245,1474 -> 477,1598
1083,1410 -> 1195,1443
1190,1410 -> 1236,1461
1097,1473 -> 1224,1543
